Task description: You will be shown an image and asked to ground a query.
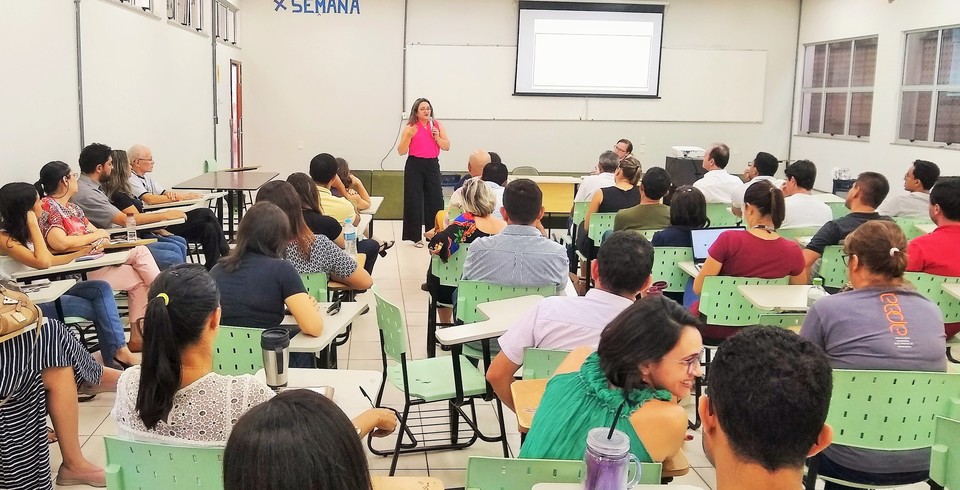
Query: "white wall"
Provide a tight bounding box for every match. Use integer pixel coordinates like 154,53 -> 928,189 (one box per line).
240,0 -> 801,177
791,0 -> 960,193
0,1 -> 81,184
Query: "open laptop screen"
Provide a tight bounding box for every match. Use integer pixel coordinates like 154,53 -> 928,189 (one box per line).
690,227 -> 743,263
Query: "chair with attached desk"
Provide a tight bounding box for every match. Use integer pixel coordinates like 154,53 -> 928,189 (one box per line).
777,226 -> 822,241
521,348 -> 570,380
903,272 -> 960,363
104,436 -> 224,489
456,280 -> 557,361
893,216 -> 935,241
930,415 -> 960,490
426,244 -> 470,358
464,456 -> 663,489
817,245 -> 848,291
706,203 -> 739,228
300,272 -> 329,302
370,290 -> 508,475
651,247 -> 694,300
575,212 -> 616,288
212,326 -> 264,375
827,201 -> 850,220
803,369 -> 960,490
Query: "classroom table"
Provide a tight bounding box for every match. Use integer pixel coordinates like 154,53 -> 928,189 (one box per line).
942,283 -> 960,301
916,223 -> 936,234
737,284 -> 814,312
172,170 -> 279,240
521,176 -> 581,214
106,217 -> 186,234
281,300 -> 365,368
678,261 -> 699,278
8,250 -> 130,282
24,279 -> 76,322
435,295 -> 545,346
141,191 -> 228,211
361,196 -> 384,236
254,368 -> 379,420
357,213 -> 373,239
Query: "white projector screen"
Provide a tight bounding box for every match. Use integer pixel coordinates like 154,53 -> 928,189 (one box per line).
515,2 -> 665,98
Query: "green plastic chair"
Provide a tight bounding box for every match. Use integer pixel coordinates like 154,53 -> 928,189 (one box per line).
758,313 -> 806,330
827,201 -> 850,219
706,203 -> 739,227
456,280 -> 556,360
212,326 -> 263,375
571,201 -> 590,226
300,272 -> 329,303
370,290 -> 504,475
803,369 -> 960,490
699,276 -> 790,328
586,213 -> 617,246
104,436 -> 224,489
638,228 -> 662,241
930,416 -> 960,489
777,226 -> 822,241
464,456 -> 662,489
893,216 -> 934,241
903,272 -> 960,323
652,247 -> 694,294
521,348 -> 570,379
427,244 -> 471,357
818,245 -> 848,290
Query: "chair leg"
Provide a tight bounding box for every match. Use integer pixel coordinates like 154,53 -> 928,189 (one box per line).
494,397 -> 510,457
390,402 -> 412,476
448,401 -> 459,444
427,300 -> 437,358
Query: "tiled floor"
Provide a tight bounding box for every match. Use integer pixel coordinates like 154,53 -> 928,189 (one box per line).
51,220 -> 932,489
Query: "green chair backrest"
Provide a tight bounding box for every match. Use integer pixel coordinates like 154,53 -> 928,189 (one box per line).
818,245 -> 848,289
827,201 -> 850,219
300,272 -> 328,303
104,436 -> 224,489
572,201 -> 590,226
512,166 -> 540,176
757,313 -> 806,330
464,456 -> 662,489
212,326 -> 263,375
521,348 -> 570,379
652,247 -> 694,293
903,272 -> 960,323
431,243 -> 470,288
827,370 -> 960,451
456,280 -> 556,324
776,226 -> 822,241
373,289 -> 408,363
706,203 -> 739,228
930,415 -> 960,489
893,216 -> 935,241
699,276 -> 789,326
637,229 -> 661,241
587,213 -> 617,245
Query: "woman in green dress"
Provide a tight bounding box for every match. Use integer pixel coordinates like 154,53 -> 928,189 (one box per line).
519,295 -> 703,463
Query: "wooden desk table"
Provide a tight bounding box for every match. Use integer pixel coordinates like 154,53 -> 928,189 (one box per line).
8,250 -> 130,282
103,238 -> 156,250
435,295 -> 545,346
173,170 -> 279,240
520,176 -> 581,214
737,285 -> 813,312
254,368 -> 379,420
281,301 -> 365,368
142,191 -> 227,211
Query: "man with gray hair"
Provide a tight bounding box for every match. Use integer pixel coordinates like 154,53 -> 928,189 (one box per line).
127,144 -> 230,270
574,150 -> 619,202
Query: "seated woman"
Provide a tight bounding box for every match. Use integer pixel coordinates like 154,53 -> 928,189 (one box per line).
519,295 -> 702,462
333,157 -> 371,211
113,264 -> 395,445
0,182 -> 139,368
224,389 -> 387,490
287,172 -> 344,247
1,317 -> 121,489
576,156 -> 641,260
102,149 -> 187,269
255,181 -> 372,291
692,180 -> 806,342
800,220 -> 946,489
35,161 -> 160,350
427,179 -> 506,324
651,186 -> 709,248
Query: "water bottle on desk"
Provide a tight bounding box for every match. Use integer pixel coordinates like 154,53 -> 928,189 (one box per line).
125,213 -> 137,242
344,218 -> 358,256
807,277 -> 828,307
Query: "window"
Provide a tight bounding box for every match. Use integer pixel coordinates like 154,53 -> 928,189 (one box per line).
167,0 -> 207,32
214,1 -> 238,45
119,0 -> 153,11
899,26 -> 960,145
799,36 -> 878,138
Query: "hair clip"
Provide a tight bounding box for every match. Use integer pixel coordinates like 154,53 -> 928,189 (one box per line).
889,247 -> 900,257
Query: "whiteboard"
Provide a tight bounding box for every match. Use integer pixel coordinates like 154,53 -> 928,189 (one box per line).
405,45 -> 766,122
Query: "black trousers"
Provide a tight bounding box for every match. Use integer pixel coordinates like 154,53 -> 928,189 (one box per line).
166,208 -> 230,270
402,156 -> 443,242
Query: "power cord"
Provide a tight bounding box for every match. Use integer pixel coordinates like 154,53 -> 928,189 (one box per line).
379,117 -> 407,170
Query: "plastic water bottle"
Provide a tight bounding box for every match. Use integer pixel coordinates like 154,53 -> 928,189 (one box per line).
125,213 -> 137,242
343,218 -> 358,256
807,278 -> 828,307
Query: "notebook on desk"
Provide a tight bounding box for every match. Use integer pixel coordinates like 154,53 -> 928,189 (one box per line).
691,227 -> 743,271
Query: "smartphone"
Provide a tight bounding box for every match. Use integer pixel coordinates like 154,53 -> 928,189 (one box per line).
75,253 -> 104,262
326,300 -> 342,316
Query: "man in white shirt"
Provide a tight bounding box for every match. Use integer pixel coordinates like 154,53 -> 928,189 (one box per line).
574,150 -> 619,202
448,149 -> 491,210
485,231 -> 653,411
692,143 -> 742,204
780,160 -> 833,229
876,160 -> 940,218
731,152 -> 782,217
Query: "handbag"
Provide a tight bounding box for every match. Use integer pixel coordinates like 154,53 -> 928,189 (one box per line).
0,280 -> 43,343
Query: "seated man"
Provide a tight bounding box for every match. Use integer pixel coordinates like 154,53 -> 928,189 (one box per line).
486,231 -> 653,411
731,152 -> 781,217
71,143 -> 186,269
906,177 -> 960,339
573,151 -> 619,203
780,159 -> 832,229
127,144 -> 230,270
308,152 -> 380,275
803,172 -> 892,272
692,143 -> 742,204
462,178 -> 569,294
448,149 -> 491,210
613,167 -> 671,232
700,327 -> 833,490
612,138 -> 633,163
876,159 -> 940,218
479,161 -> 508,220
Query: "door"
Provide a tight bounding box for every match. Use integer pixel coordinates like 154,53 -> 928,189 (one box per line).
229,60 -> 243,168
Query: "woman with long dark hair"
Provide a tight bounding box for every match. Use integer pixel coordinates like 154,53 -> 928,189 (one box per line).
286,172 -> 343,246
397,97 -> 449,247
651,185 -> 709,247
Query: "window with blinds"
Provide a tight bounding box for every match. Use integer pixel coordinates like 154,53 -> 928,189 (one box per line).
899,26 -> 960,145
799,36 -> 878,139
214,1 -> 238,45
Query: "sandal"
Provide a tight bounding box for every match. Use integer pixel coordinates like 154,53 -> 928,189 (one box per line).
414,241 -> 425,248
47,427 -> 57,445
377,240 -> 395,257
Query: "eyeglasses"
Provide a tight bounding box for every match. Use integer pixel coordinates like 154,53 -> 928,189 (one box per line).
614,146 -> 629,153
136,158 -> 155,164
663,348 -> 705,375
64,172 -> 78,180
841,253 -> 856,265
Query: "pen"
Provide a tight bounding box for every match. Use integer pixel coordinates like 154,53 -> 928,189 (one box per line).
359,386 -> 375,407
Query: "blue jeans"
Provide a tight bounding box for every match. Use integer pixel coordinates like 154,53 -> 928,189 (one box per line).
39,280 -> 127,366
145,240 -> 186,269
156,235 -> 188,258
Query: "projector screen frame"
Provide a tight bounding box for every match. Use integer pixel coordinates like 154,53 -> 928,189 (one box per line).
514,1 -> 665,99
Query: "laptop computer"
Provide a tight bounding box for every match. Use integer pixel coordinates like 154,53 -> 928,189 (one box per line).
690,227 -> 744,271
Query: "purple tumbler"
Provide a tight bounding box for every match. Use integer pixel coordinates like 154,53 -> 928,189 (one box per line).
583,427 -> 641,490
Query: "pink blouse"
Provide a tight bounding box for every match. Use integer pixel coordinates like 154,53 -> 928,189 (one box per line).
409,120 -> 440,159
39,197 -> 91,239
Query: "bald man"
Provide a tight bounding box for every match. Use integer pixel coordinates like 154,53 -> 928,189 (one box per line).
449,149 -> 502,219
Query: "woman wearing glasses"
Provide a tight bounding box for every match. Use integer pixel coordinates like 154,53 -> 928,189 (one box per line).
397,97 -> 449,247
519,296 -> 703,463
799,220 -> 945,489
